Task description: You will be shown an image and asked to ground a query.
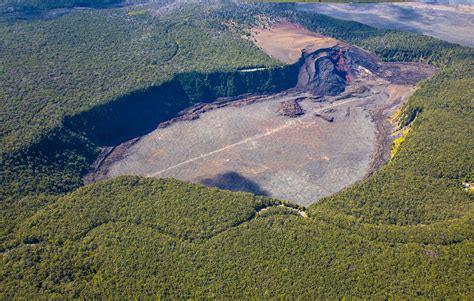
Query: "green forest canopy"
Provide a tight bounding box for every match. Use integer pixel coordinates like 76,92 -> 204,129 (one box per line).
1,1 -> 473,299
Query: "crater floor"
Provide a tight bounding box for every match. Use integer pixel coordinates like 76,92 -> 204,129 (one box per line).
89,74 -> 416,205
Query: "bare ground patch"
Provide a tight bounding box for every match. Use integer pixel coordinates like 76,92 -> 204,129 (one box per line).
88,72 -> 419,205
251,22 -> 342,64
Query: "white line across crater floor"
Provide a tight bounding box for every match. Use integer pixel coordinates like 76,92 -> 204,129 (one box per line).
147,118 -> 305,177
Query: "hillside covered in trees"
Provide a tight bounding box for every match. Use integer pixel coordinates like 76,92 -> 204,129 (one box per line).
1,1 -> 473,299
0,0 -> 134,13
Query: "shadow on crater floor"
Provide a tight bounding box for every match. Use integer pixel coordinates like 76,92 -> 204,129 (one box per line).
200,171 -> 269,196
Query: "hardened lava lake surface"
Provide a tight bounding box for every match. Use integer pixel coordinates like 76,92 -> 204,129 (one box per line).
90,78 -> 416,205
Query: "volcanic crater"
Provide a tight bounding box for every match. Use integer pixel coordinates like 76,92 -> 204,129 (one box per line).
87,22 -> 436,205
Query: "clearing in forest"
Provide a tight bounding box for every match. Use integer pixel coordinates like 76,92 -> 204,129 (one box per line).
251,22 -> 342,63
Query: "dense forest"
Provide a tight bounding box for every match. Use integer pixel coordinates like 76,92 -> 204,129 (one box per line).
0,2 -> 281,153
0,0 -> 136,13
1,1 -> 473,299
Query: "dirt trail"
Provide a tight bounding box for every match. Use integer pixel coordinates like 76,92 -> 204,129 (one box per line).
148,118 -> 304,177
257,205 -> 308,218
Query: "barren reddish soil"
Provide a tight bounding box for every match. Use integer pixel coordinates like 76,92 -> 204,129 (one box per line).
251,22 -> 342,63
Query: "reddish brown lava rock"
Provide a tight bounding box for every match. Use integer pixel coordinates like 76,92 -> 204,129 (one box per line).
330,47 -> 352,83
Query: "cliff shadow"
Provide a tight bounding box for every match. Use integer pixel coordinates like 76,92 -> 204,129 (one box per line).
200,171 -> 269,196
62,65 -> 299,147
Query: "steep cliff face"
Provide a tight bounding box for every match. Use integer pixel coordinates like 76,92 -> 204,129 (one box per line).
296,46 -> 379,96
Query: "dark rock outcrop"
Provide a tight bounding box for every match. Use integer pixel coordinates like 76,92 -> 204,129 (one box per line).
296,45 -> 380,97
297,46 -> 352,96
276,99 -> 304,117
314,112 -> 334,122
